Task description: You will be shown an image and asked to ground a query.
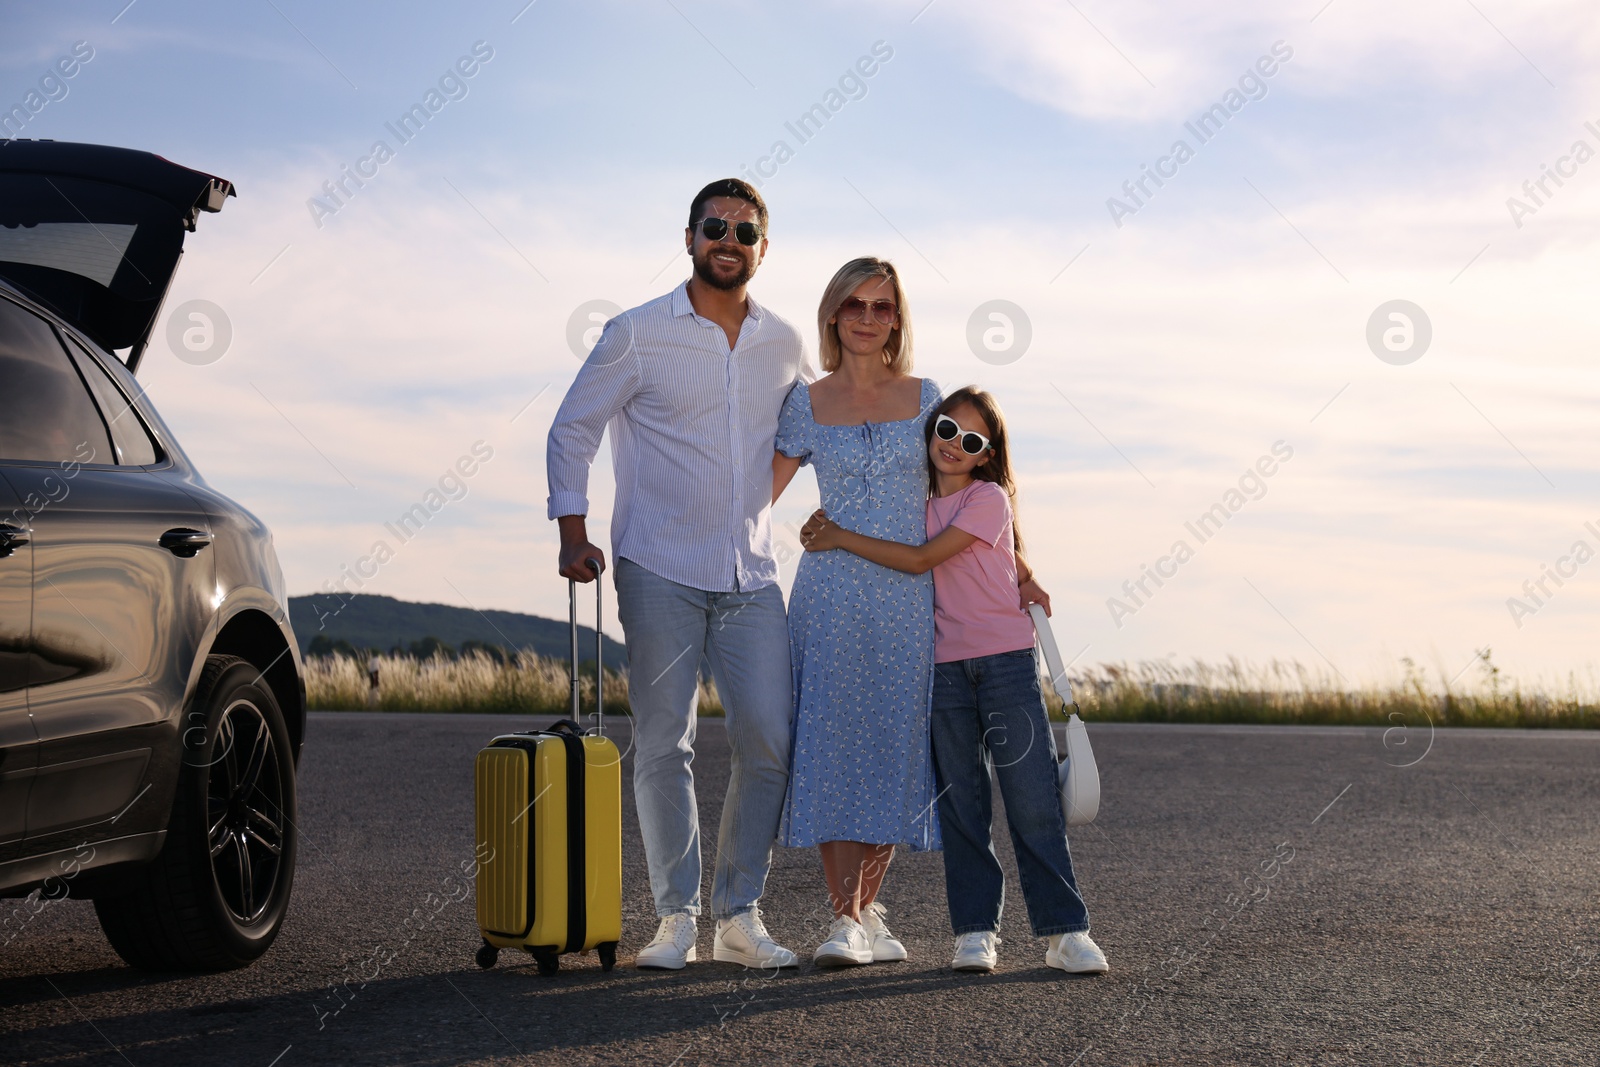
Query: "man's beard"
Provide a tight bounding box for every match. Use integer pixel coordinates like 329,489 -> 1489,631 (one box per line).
692,247 -> 754,291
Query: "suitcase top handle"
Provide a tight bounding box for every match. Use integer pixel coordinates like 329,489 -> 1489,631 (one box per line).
488,721 -> 589,746
569,559 -> 605,736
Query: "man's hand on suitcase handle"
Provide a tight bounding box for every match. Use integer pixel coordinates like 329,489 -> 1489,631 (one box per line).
557,515 -> 607,581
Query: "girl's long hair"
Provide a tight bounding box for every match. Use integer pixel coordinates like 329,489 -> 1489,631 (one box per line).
926,386 -> 1025,558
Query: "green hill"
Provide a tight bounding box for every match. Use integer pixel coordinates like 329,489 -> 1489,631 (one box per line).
288,592 -> 626,664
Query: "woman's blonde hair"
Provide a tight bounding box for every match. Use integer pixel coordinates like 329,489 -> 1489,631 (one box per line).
816,257 -> 913,374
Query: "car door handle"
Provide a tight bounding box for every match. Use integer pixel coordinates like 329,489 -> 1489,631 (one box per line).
159,528 -> 213,558
0,522 -> 29,559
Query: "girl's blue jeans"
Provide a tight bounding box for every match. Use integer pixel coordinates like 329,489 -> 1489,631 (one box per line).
931,648 -> 1091,937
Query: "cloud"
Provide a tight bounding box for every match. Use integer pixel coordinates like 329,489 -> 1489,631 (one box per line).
892,0 -> 1600,123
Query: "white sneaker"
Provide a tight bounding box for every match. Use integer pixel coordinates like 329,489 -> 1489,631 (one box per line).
860,903 -> 907,962
951,931 -> 1000,972
1046,931 -> 1109,974
812,916 -> 874,967
635,913 -> 697,970
714,908 -> 798,968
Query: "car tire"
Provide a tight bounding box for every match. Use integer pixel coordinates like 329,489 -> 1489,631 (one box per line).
94,655 -> 298,971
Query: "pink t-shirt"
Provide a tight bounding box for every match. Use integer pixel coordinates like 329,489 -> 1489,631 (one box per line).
926,480 -> 1036,663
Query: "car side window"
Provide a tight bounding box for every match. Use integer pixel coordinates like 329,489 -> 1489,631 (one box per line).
0,297 -> 114,466
64,335 -> 160,466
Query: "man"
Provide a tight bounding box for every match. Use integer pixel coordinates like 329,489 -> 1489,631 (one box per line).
547,179 -> 810,970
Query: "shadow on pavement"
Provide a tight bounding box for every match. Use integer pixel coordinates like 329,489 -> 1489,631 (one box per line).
5,952 -> 1106,1065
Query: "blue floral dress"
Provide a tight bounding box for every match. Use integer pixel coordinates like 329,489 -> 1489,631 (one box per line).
777,377 -> 941,851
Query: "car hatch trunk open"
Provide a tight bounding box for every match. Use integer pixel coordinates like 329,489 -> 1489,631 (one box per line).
0,139 -> 234,372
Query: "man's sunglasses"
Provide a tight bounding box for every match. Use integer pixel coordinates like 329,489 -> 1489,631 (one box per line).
934,414 -> 992,455
836,297 -> 899,325
695,217 -> 764,246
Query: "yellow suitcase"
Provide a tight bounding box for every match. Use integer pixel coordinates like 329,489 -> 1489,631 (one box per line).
473,572 -> 622,975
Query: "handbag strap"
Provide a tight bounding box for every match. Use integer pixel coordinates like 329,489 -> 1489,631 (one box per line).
1027,603 -> 1077,706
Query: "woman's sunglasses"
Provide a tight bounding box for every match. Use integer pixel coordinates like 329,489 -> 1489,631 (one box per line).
934,414 -> 992,455
836,297 -> 899,325
695,217 -> 764,246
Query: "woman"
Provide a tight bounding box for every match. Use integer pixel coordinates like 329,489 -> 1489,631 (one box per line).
771,256 -> 940,966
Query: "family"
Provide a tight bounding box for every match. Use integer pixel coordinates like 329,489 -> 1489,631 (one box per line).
546,179 -> 1106,976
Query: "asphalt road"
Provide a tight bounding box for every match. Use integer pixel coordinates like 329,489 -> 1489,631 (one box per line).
3,712 -> 1596,1066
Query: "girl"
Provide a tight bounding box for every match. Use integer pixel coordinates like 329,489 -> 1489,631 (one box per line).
800,386 -> 1108,974
772,257 -> 942,967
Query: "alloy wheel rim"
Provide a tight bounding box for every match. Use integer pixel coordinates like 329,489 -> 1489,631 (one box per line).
205,698 -> 285,924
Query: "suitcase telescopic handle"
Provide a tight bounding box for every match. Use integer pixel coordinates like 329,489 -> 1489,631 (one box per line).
568,558 -> 605,735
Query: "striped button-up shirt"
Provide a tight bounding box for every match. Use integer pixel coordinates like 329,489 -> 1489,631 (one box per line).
546,281 -> 813,593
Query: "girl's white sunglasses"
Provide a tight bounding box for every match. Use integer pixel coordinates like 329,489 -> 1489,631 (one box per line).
934,414 -> 991,455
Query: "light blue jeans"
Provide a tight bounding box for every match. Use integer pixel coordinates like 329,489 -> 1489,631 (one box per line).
613,557 -> 793,919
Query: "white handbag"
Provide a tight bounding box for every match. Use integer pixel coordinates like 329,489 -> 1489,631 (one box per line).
1028,603 -> 1100,827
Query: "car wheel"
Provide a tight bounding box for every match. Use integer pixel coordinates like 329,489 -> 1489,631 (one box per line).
94,655 -> 298,971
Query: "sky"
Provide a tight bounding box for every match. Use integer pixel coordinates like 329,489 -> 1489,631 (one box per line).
5,0 -> 1598,691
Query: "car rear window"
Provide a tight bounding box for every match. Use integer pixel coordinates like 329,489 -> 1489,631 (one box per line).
0,221 -> 139,287
0,296 -> 114,466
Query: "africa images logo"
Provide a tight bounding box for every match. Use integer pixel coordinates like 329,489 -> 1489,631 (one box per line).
306,42 -> 495,228
1105,41 -> 1293,228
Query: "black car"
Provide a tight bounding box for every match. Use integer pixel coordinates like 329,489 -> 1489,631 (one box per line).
0,140 -> 303,971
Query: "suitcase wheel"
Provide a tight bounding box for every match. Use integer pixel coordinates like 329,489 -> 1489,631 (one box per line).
598,942 -> 618,972
533,948 -> 560,976
476,941 -> 498,969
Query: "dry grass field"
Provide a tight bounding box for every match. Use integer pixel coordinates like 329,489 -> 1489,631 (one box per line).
305,650 -> 1598,728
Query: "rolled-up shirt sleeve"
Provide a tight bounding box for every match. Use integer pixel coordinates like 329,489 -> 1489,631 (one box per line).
546,318 -> 641,520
